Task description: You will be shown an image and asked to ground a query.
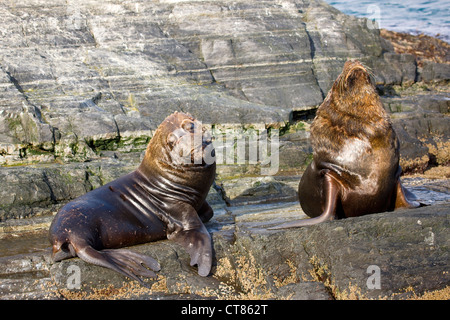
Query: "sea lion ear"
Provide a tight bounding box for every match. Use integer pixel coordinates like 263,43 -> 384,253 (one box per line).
181,119 -> 195,132
167,133 -> 177,148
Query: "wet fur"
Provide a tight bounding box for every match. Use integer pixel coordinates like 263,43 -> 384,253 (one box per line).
49,112 -> 216,284
271,60 -> 419,229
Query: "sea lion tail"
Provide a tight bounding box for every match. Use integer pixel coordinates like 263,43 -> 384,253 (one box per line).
395,181 -> 422,209
269,172 -> 340,229
76,246 -> 161,286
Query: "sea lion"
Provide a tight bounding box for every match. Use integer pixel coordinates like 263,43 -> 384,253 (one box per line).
272,60 -> 420,229
49,112 -> 216,283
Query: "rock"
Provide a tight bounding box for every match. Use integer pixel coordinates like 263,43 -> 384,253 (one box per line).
0,0 -> 449,300
379,29 -> 450,67
420,61 -> 450,83
381,84 -> 450,173
1,175 -> 448,300
373,52 -> 417,85
290,203 -> 449,299
0,161 -> 132,220
391,122 -> 430,173
0,251 -> 58,299
1,0 -> 447,168
0,0 -> 447,214
0,159 -> 225,221
1,194 -> 448,300
219,176 -> 299,205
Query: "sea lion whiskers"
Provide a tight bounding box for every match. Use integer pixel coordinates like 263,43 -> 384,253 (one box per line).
343,64 -> 368,86
362,64 -> 376,83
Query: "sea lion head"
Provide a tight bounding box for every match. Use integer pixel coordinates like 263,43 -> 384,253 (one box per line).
144,112 -> 215,170
311,59 -> 391,157
321,59 -> 387,122
336,60 -> 374,100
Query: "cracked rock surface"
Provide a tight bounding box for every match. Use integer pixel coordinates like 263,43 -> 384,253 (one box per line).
0,0 -> 449,299
0,196 -> 449,300
1,0 -> 448,169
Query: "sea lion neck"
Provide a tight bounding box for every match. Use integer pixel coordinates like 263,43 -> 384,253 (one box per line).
138,139 -> 215,202
138,154 -> 213,184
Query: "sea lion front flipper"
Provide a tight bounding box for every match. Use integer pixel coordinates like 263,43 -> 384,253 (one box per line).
269,172 -> 340,229
394,180 -> 421,209
197,201 -> 214,223
167,206 -> 212,276
76,245 -> 160,286
169,225 -> 212,277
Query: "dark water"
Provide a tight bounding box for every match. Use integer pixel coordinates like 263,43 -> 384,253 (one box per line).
325,0 -> 450,42
0,231 -> 50,257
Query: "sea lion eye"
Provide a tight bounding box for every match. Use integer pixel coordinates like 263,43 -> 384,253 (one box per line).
181,119 -> 195,132
167,133 -> 177,147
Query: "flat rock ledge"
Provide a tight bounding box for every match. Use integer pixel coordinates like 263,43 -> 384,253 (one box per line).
0,200 -> 448,300
0,0 -> 449,301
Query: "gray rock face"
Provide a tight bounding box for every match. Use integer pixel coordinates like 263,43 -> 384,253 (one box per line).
1,0 -> 447,168
0,0 -> 447,216
0,160 -> 134,220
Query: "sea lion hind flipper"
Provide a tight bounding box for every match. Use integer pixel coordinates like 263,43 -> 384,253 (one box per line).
269,172 -> 340,229
102,249 -> 161,274
394,181 -> 421,209
51,243 -> 76,262
76,246 -> 159,285
169,225 -> 213,277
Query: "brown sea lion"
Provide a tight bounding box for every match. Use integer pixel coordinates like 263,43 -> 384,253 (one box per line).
49,112 -> 216,283
272,60 -> 420,229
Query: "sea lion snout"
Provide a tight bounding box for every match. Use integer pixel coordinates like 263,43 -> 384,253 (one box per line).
165,116 -> 214,166
343,60 -> 368,74
181,118 -> 195,132
342,61 -> 372,89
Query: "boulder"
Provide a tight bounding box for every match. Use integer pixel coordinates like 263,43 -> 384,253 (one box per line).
2,0 -> 446,167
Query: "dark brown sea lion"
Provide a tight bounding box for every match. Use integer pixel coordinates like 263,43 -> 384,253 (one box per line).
272,60 -> 420,229
49,112 -> 216,283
